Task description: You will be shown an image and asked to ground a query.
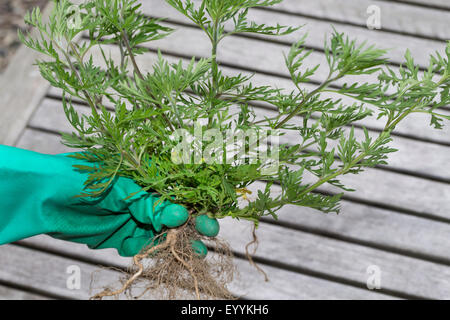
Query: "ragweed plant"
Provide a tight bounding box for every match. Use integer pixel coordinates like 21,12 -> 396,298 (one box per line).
20,0 -> 450,298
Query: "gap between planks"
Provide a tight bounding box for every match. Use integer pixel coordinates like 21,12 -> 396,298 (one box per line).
373,0 -> 450,11
262,0 -> 450,41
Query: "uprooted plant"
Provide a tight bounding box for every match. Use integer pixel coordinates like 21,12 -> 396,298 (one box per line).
20,0 -> 450,299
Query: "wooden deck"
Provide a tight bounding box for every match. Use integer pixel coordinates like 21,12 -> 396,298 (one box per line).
0,0 -> 449,299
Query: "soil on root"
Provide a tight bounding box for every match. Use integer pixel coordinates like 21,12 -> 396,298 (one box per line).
90,221 -> 236,300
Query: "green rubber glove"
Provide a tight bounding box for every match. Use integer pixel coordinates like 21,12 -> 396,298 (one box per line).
0,145 -> 220,257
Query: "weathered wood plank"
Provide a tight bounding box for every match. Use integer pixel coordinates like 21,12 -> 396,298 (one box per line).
391,0 -> 450,9
14,236 -> 392,299
0,285 -> 49,300
270,0 -> 450,41
0,245 -> 124,300
0,3 -> 53,146
319,166 -> 450,220
144,0 -> 446,68
16,217 -> 450,299
219,218 -> 450,299
137,20 -> 448,98
251,181 -> 450,263
15,128 -> 75,154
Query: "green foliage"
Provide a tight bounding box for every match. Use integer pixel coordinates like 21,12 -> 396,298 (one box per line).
21,0 -> 450,223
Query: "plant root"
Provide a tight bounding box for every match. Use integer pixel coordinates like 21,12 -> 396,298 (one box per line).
245,223 -> 269,282
91,221 -> 236,300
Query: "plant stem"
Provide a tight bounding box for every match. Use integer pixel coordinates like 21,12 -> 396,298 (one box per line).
275,74 -> 340,129
121,30 -> 175,131
208,22 -> 220,127
61,41 -> 100,118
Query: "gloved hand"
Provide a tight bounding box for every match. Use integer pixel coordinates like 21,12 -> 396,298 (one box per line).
0,145 -> 219,257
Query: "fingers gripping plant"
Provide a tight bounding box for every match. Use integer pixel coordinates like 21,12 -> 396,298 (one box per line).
21,0 -> 450,299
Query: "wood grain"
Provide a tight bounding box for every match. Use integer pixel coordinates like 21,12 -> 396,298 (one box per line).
271,0 -> 450,40
389,0 -> 450,9
144,0 -> 447,68
0,285 -> 49,300
0,2 -> 53,146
